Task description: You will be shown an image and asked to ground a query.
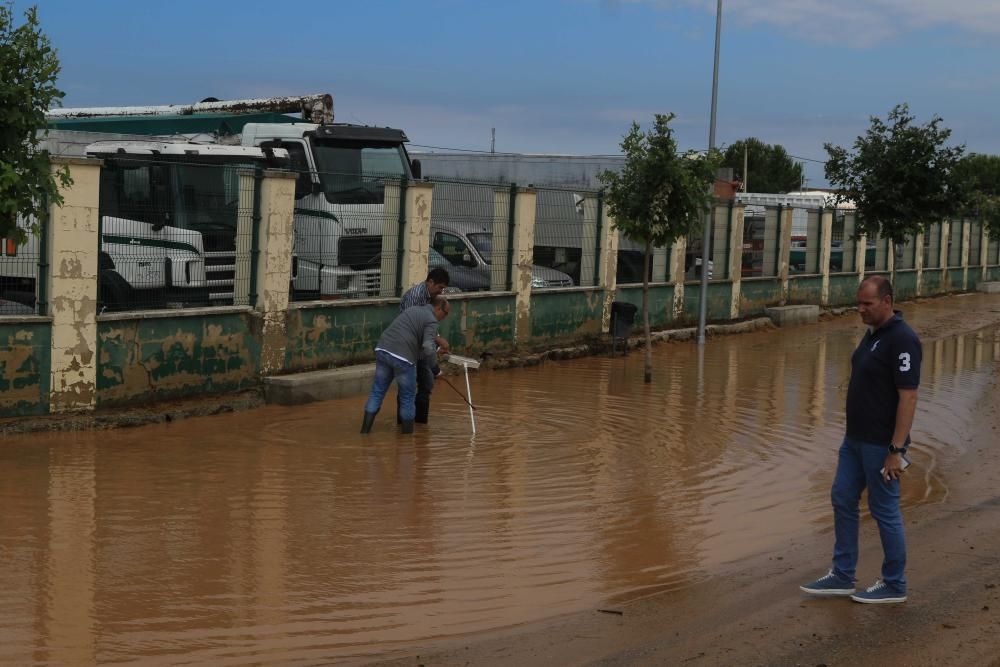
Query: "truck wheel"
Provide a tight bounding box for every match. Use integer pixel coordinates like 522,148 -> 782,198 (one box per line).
98,270 -> 132,313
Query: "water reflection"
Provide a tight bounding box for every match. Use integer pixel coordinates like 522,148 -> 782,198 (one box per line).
1,298 -> 999,664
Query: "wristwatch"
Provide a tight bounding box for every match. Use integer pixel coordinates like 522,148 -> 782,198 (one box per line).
888,444 -> 908,454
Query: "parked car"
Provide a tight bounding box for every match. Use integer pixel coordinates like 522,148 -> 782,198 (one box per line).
428,247 -> 491,292
430,219 -> 574,289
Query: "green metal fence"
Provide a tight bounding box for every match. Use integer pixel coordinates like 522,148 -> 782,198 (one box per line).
94,157 -> 259,313
423,177 -> 515,293
533,186 -> 599,287
0,213 -> 44,315
288,168 -> 403,301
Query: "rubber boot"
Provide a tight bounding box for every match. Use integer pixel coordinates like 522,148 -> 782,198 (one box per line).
414,396 -> 430,424
360,411 -> 377,434
400,420 -> 414,434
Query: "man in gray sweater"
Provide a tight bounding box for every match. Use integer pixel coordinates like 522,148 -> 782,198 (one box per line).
361,295 -> 450,434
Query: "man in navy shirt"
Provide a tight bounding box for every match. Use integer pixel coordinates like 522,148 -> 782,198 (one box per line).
801,275 -> 921,604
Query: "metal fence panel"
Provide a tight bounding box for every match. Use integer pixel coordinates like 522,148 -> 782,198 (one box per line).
425,179 -> 513,293
947,221 -> 963,267
924,223 -> 942,269
289,168 -> 398,301
533,187 -> 597,287
988,232 -> 1000,265
834,210 -> 858,274
96,158 -> 256,313
969,221 -> 983,267
0,214 -> 43,315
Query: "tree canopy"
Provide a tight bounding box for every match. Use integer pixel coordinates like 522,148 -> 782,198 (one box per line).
722,137 -> 803,193
954,153 -> 1000,238
824,103 -> 964,245
0,3 -> 70,241
599,113 -> 718,383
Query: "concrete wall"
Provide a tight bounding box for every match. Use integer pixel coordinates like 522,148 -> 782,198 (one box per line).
895,270 -> 918,302
738,278 -> 782,317
614,284 -> 675,328
438,293 -> 516,354
0,320 -> 51,417
283,301 -> 400,372
827,274 -> 860,307
529,288 -> 605,343
97,309 -> 261,407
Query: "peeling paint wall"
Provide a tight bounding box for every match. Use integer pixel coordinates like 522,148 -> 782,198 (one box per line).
681,282 -> 732,323
614,285 -> 675,328
529,289 -> 604,342
96,312 -> 261,407
0,322 -> 51,417
738,279 -> 782,317
828,275 -> 860,307
895,270 -> 918,301
922,269 -> 943,295
438,295 -> 515,354
787,276 -> 823,305
284,302 -> 399,371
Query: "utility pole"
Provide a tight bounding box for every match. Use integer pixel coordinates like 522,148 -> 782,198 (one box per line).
697,0 -> 723,346
491,128 -> 496,154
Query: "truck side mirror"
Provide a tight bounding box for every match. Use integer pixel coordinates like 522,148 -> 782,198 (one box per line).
411,159 -> 422,180
152,211 -> 169,232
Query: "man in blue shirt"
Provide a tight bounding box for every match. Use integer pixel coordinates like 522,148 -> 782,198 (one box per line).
398,268 -> 451,425
801,275 -> 921,604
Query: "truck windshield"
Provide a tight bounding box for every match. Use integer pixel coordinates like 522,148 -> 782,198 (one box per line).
171,163 -> 252,231
311,140 -> 407,205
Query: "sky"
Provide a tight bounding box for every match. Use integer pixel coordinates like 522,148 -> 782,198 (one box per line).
14,0 -> 1000,186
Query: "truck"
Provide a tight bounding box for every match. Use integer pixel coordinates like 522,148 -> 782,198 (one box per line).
0,140 -> 288,313
45,94 -> 423,300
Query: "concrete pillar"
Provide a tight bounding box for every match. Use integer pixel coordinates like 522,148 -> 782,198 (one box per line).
491,186 -> 514,292
599,209 -> 619,334
380,181 -> 434,298
670,237 -> 687,320
728,205 -> 745,319
511,187 -> 537,345
254,170 -> 297,375
400,182 -> 433,291
47,157 -> 102,413
819,209 -> 833,305
914,230 -> 925,296
961,219 -> 971,290
778,206 -> 793,305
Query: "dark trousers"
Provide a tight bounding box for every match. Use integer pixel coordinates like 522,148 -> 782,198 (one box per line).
398,358 -> 436,423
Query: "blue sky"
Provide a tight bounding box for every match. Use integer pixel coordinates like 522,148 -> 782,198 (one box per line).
16,0 -> 1000,186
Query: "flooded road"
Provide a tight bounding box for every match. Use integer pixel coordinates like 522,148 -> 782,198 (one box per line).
2,295 -> 1000,665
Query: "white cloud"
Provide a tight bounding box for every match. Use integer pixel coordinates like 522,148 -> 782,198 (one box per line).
624,0 -> 1000,46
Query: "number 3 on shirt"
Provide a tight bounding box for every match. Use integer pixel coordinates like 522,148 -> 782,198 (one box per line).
898,352 -> 911,372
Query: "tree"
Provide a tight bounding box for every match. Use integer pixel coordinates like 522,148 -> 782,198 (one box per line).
0,3 -> 70,242
824,104 -> 964,248
954,153 -> 1000,238
722,137 -> 803,193
600,113 -> 718,384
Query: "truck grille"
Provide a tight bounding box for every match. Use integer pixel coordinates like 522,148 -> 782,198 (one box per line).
339,236 -> 382,270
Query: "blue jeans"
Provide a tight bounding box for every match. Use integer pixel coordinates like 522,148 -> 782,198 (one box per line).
831,435 -> 907,591
365,351 -> 417,422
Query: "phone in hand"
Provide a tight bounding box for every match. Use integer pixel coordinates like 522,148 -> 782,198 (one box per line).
880,454 -> 911,479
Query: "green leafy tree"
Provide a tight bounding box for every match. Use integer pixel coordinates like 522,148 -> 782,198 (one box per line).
954,153 -> 1000,238
824,104 -> 964,248
600,113 -> 718,383
0,3 -> 70,242
722,137 -> 803,193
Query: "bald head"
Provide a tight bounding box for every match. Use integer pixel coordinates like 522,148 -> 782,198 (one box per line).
858,276 -> 895,328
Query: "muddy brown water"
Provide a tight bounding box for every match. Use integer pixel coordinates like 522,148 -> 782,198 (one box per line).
2,295 -> 1000,665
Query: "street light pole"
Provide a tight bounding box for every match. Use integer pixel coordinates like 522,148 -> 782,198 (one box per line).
697,0 -> 723,346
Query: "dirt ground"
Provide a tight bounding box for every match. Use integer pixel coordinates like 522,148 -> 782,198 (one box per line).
376,372 -> 1000,667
